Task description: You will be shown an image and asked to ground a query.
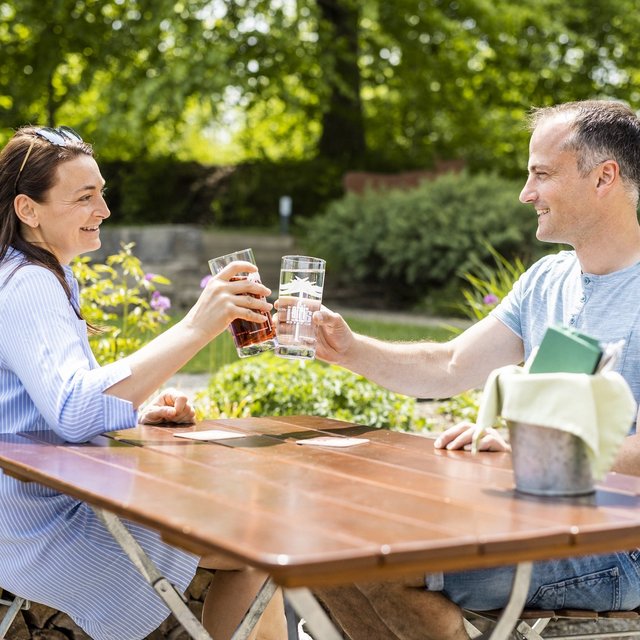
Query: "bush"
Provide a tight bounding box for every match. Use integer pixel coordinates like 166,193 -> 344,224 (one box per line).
73,243 -> 172,364
195,353 -> 431,432
438,246 -> 529,424
302,171 -> 540,306
100,158 -> 212,225
209,158 -> 345,227
99,157 -> 345,227
456,244 -> 528,323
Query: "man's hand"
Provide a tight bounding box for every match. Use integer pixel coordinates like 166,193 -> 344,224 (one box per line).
139,389 -> 196,425
313,307 -> 355,364
434,421 -> 510,452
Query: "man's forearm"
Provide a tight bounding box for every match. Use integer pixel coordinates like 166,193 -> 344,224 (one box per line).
337,317 -> 524,400
340,333 -> 461,398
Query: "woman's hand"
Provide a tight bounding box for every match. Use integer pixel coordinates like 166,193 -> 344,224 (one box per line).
434,420 -> 511,452
185,261 -> 273,341
140,389 -> 196,425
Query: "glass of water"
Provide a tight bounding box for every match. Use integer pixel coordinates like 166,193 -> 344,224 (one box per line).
275,255 -> 326,360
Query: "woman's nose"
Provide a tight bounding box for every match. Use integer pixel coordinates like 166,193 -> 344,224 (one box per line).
97,195 -> 110,219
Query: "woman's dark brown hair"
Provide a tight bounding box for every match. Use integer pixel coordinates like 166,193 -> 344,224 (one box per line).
0,126 -> 94,312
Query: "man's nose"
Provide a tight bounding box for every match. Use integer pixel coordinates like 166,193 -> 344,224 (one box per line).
519,177 -> 536,204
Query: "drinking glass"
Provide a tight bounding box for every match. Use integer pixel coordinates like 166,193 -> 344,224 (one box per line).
276,255 -> 326,360
208,248 -> 276,358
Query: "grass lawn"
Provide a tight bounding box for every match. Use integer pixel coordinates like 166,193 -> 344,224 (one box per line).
178,314 -> 458,375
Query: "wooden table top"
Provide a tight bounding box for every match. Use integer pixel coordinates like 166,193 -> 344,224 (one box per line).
1,416 -> 639,588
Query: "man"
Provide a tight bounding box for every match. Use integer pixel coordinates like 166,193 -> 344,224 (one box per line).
313,100 -> 640,639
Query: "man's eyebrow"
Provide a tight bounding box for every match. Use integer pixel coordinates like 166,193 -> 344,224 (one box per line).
528,164 -> 550,172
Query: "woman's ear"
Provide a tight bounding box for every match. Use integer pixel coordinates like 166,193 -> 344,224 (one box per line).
13,194 -> 39,228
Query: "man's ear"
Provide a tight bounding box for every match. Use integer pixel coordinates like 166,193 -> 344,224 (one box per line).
595,159 -> 619,194
13,194 -> 39,228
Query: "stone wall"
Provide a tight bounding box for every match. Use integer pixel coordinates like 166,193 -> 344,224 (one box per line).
342,160 -> 465,194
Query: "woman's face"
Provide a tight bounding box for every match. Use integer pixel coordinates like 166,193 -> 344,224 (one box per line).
23,154 -> 110,264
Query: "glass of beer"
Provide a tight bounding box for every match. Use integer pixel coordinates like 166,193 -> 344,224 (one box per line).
276,255 -> 326,360
208,248 -> 276,358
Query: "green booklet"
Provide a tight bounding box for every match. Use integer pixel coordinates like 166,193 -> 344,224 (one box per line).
528,325 -> 602,374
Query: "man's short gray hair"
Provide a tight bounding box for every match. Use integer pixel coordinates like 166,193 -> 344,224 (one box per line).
528,100 -> 640,205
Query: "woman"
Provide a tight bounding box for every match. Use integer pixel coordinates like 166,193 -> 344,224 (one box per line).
0,126 -> 286,639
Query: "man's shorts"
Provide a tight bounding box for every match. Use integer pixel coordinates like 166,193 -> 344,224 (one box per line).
425,550 -> 640,612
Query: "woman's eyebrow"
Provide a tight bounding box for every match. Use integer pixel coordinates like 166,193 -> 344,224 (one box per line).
73,182 -> 103,193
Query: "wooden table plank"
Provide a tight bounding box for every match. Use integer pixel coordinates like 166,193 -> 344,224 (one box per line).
0,434 -> 384,569
108,421 -> 640,556
2,417 -> 640,588
109,421 -> 640,532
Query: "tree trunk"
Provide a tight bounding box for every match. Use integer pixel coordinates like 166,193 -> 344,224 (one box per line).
316,0 -> 366,164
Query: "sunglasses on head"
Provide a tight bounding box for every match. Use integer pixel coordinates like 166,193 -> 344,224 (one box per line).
14,126 -> 84,196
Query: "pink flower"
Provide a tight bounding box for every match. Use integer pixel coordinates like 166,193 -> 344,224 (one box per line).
200,274 -> 213,288
150,290 -> 171,312
144,273 -> 157,281
483,294 -> 499,305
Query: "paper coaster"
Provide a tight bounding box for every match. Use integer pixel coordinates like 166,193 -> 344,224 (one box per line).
296,436 -> 369,448
174,429 -> 247,441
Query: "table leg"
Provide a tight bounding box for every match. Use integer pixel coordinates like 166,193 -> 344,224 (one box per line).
285,587 -> 344,640
92,507 -> 214,640
486,561 -> 533,640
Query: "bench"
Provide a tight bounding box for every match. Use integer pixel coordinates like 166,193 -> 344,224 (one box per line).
463,608 -> 640,639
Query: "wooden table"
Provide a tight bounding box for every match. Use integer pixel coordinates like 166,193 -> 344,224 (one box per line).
1,416 -> 640,639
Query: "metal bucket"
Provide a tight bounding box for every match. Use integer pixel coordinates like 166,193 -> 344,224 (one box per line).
509,421 -> 594,496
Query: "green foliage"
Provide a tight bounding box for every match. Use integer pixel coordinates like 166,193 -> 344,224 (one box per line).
438,246 -> 530,422
208,158 -> 346,227
98,156 -> 345,226
303,171 -> 539,306
99,159 -> 214,225
4,0 -> 640,176
457,245 -> 528,322
195,353 -> 431,433
437,390 -> 483,425
72,243 -> 171,365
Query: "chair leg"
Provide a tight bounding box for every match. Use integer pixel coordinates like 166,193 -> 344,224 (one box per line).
463,616 -> 486,638
0,595 -> 26,639
514,618 -> 548,639
463,612 -> 551,640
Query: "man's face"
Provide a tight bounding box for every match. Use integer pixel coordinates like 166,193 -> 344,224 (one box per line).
519,116 -> 599,246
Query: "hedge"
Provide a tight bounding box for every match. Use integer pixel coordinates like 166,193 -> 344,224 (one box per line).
299,170 -> 542,306
195,353 -> 431,433
98,157 -> 345,227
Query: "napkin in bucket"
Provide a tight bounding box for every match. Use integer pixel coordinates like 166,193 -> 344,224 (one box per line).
471,365 -> 636,480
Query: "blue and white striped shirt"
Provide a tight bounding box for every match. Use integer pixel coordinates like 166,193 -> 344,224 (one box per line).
0,248 -> 136,440
0,248 -> 199,639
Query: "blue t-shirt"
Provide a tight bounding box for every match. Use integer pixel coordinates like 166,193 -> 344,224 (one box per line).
492,250 -> 640,408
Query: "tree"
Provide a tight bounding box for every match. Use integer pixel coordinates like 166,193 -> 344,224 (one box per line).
2,0 -> 640,175
316,0 -> 366,164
